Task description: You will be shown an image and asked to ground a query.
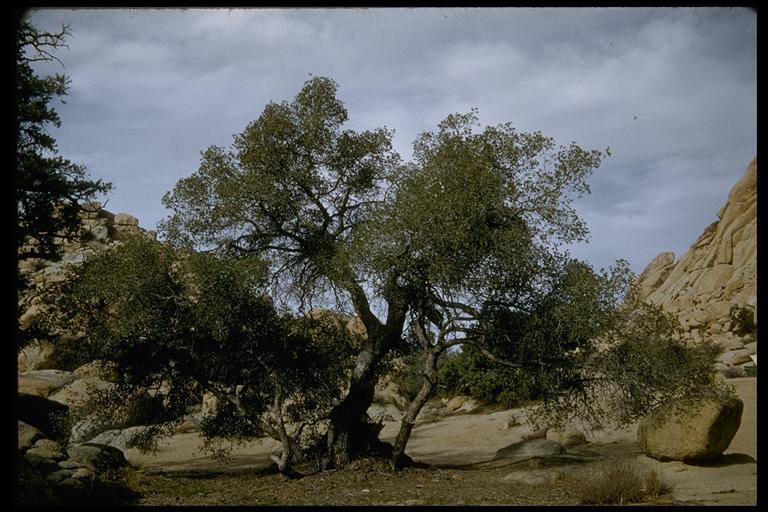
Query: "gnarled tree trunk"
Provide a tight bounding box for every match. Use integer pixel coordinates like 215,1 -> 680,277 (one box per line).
325,338 -> 387,466
390,348 -> 439,470
325,298 -> 407,467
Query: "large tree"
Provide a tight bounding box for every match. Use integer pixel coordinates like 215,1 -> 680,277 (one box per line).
15,20 -> 111,262
159,77 -> 617,466
38,77 -> 725,474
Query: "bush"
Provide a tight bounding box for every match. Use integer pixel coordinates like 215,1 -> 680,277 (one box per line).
574,459 -> 674,504
437,346 -> 548,408
575,459 -> 644,505
643,467 -> 674,498
730,305 -> 756,337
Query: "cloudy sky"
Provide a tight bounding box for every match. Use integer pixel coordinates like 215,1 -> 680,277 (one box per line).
24,7 -> 756,275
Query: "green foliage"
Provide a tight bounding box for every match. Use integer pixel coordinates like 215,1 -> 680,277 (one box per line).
438,347 -> 547,408
15,21 -> 111,261
39,235 -> 357,454
160,76 -> 400,302
729,304 -> 756,337
532,299 -> 728,431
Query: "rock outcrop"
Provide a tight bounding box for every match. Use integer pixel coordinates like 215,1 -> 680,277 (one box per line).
635,158 -> 757,370
637,397 -> 744,462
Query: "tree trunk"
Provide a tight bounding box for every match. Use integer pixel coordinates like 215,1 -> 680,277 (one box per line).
325,289 -> 407,467
325,342 -> 383,467
390,349 -> 439,470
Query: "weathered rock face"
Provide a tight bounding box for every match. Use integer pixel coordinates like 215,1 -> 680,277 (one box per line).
635,158 -> 757,368
637,397 -> 743,462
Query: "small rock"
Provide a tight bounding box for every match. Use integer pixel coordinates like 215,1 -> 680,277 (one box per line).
46,469 -> 75,484
546,428 -> 587,448
18,421 -> 45,452
57,460 -> 87,470
27,439 -> 67,462
68,443 -> 130,470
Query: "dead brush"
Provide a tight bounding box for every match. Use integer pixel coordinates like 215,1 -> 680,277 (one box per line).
643,467 -> 674,498
574,458 -> 644,505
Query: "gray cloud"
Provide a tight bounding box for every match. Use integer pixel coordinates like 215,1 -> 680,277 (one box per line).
25,7 -> 756,274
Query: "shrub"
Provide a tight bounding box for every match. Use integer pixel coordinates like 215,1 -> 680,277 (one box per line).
730,305 -> 756,337
643,467 -> 674,498
575,459 -> 644,505
437,346 -> 548,408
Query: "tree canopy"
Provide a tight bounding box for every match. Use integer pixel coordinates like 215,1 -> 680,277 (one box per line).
15,21 -> 111,261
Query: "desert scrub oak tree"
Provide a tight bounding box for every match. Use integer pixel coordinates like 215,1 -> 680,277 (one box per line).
158,76 -> 614,468
45,77 -> 727,473
37,235 -> 360,472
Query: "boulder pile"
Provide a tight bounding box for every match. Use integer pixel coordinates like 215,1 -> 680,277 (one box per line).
635,158 -> 757,374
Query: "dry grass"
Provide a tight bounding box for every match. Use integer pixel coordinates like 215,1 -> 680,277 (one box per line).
575,459 -> 644,505
643,466 -> 674,498
574,459 -> 675,505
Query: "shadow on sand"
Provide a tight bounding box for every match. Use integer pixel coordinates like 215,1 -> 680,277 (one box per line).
682,453 -> 756,468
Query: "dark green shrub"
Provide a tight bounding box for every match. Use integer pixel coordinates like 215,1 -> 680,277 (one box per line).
730,305 -> 756,337
437,346 -> 548,408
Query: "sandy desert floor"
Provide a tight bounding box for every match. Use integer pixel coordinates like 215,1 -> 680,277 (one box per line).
124,377 -> 756,505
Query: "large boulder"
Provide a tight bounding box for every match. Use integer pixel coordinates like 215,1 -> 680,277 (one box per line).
18,370 -> 77,397
637,397 -> 743,462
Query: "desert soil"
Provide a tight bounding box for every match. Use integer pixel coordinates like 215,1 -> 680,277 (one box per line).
125,377 -> 756,506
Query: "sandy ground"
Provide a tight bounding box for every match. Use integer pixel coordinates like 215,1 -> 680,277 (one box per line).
124,377 -> 756,505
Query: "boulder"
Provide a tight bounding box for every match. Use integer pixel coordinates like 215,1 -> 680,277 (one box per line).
67,443 -> 130,470
87,426 -> 145,451
18,421 -> 45,452
18,370 -> 77,397
26,439 -> 67,462
717,349 -> 754,366
637,397 -> 743,461
367,403 -> 403,423
113,213 -> 139,226
546,428 -> 587,448
493,438 -> 565,463
48,376 -> 113,407
17,341 -> 57,372
458,398 -> 481,413
446,395 -> 470,411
